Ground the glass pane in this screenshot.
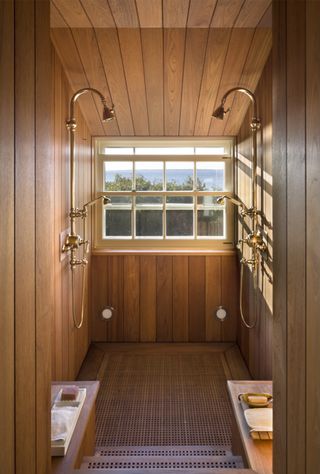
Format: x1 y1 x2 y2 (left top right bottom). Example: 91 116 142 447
136 196 163 206
105 210 131 237
197 196 223 206
166 210 193 237
104 161 133 191
166 162 194 191
196 162 224 191
135 147 194 155
197 210 224 237
103 147 134 155
136 210 163 237
135 162 163 191
106 196 132 205
166 196 193 205
195 147 225 155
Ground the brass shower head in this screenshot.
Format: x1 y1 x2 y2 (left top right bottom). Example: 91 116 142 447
102 103 115 122
212 104 229 120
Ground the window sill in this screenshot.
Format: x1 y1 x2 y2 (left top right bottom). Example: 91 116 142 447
91 248 236 256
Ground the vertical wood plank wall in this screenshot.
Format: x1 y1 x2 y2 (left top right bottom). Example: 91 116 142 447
0 1 53 473
52 48 92 380
90 254 239 342
236 55 273 379
273 1 320 473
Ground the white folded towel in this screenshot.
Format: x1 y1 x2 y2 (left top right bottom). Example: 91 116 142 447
51 406 77 442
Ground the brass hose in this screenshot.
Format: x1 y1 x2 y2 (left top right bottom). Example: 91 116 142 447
71 214 88 329
240 262 257 329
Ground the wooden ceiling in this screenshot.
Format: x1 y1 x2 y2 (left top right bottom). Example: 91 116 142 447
51 0 272 137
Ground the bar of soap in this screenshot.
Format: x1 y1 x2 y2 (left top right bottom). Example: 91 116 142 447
247 395 268 404
60 386 79 401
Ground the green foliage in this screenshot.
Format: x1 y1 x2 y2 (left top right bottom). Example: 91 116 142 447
105 173 206 192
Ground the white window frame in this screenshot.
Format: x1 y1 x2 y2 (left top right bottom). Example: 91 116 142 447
92 138 235 251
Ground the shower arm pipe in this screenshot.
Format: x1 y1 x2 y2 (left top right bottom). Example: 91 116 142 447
66 87 110 239
220 87 260 233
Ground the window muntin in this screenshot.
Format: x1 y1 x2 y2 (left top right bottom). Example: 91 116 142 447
95 139 234 250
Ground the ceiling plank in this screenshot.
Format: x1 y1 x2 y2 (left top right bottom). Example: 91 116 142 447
135 0 162 27
52 0 91 27
187 0 217 27
50 2 68 27
95 29 134 135
107 0 139 27
210 0 244 27
194 28 231 135
180 29 209 135
72 28 120 135
164 29 186 136
223 28 272 135
163 0 190 28
234 0 271 28
118 29 149 135
258 4 272 28
141 29 164 135
51 28 104 134
80 0 115 28
209 28 255 135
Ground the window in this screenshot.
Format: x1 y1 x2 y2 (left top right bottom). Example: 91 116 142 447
94 139 234 250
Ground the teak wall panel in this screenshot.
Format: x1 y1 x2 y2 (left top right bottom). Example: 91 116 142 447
156 256 174 341
1 1 53 472
123 256 140 341
140 256 157 342
188 257 206 341
236 55 272 380
90 254 239 343
0 1 14 472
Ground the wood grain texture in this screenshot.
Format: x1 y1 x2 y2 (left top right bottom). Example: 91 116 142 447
156 256 173 341
164 28 186 136
71 28 120 136
187 0 217 27
163 0 189 27
221 256 238 341
306 3 320 472
51 26 271 137
211 0 244 27
272 2 288 473
80 0 115 28
0 1 14 472
234 0 271 28
95 28 134 135
188 257 206 341
140 28 164 135
53 0 91 27
194 28 231 135
123 256 140 341
108 0 139 27
91 254 239 342
118 28 149 135
140 256 157 341
15 1 36 470
205 256 222 341
136 0 162 27
51 27 104 135
209 27 255 136
223 27 272 135
173 256 189 341
35 2 53 472
179 28 209 135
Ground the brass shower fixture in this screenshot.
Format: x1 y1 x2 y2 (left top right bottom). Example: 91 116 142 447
213 86 268 329
62 87 115 328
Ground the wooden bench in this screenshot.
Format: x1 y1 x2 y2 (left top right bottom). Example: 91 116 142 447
227 380 273 474
51 381 99 474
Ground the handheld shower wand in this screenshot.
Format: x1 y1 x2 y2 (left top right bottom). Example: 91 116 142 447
62 88 115 328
